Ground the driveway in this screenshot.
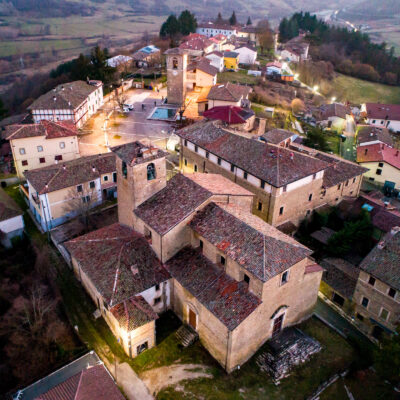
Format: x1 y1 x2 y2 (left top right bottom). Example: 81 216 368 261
79 88 173 155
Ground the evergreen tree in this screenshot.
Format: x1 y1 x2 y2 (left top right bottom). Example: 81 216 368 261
229 11 237 26
178 10 197 36
90 46 115 83
247 16 252 26
216 12 223 24
0 98 7 121
160 14 180 38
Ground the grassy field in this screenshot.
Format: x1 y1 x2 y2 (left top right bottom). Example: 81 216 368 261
218 70 259 85
324 74 400 104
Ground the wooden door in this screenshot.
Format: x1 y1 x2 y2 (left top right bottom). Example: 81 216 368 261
189 308 197 330
272 314 284 337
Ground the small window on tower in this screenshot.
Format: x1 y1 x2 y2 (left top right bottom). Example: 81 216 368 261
172 57 178 69
122 161 128 178
147 163 156 181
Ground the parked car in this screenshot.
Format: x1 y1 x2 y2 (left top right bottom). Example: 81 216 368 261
123 103 134 110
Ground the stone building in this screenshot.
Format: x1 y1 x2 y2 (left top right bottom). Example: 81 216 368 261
165 48 188 106
177 120 367 226
64 140 323 372
353 227 400 340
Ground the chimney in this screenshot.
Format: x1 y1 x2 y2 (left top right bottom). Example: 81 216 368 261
61 86 64 91
53 96 57 102
92 165 96 172
290 152 294 160
62 164 66 170
396 150 399 157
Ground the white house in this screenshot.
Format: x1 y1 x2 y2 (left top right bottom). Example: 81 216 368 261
0 188 24 248
361 103 400 133
106 55 133 68
205 51 224 72
196 22 237 38
235 45 257 65
28 80 103 129
264 61 282 75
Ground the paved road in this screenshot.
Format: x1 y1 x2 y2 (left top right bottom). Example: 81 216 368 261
314 298 372 347
79 89 173 156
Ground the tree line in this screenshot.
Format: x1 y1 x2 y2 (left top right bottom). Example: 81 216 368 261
159 10 197 39
279 12 400 85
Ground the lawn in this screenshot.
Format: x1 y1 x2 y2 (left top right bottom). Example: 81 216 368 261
130 315 360 400
324 74 400 104
217 70 259 85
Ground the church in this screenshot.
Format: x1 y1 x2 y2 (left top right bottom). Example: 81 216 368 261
65 141 323 372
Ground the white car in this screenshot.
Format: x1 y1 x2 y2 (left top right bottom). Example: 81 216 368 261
123 103 134 110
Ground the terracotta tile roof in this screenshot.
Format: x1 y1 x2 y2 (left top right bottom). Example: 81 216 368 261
317 103 351 120
164 48 188 55
357 143 400 169
203 106 254 124
179 37 214 51
64 223 170 306
36 364 124 400
111 141 168 166
189 202 311 282
360 228 400 290
166 247 261 331
304 264 324 274
266 61 282 68
28 81 101 111
320 258 359 299
207 82 251 102
235 44 257 52
206 50 223 57
177 121 328 187
197 22 235 30
188 58 218 76
5 120 78 140
357 125 394 147
224 51 239 58
262 129 294 145
110 295 158 331
24 153 115 194
365 103 400 121
135 173 250 235
0 187 23 222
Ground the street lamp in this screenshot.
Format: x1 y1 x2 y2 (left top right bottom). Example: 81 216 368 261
313 85 319 92
331 96 336 103
294 73 299 80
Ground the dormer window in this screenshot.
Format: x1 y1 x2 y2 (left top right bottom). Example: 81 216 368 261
122 161 127 179
147 163 156 181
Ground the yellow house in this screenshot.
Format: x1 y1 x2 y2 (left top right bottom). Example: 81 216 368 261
223 51 239 70
5 120 80 179
24 153 116 231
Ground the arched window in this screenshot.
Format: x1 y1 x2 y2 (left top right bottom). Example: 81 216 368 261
122 161 127 179
172 57 178 70
147 163 156 181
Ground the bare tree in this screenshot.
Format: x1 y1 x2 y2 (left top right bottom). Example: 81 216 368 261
257 19 274 54
114 88 128 111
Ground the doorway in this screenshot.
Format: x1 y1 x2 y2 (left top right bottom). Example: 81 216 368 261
272 314 284 337
188 308 197 330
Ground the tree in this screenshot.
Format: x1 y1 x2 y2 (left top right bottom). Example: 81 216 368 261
160 14 180 39
178 10 197 36
0 98 7 121
216 12 223 24
64 187 98 230
291 98 305 115
257 19 274 54
229 11 237 26
303 126 330 152
90 46 116 83
247 16 252 25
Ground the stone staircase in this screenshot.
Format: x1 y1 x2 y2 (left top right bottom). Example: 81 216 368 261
175 324 199 347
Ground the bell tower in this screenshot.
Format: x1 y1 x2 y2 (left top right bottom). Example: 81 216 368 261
111 142 167 228
165 48 188 106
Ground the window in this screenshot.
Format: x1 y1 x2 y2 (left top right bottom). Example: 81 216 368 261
217 157 221 165
19 148 26 155
22 160 28 166
376 169 382 175
337 184 341 190
39 157 45 163
194 145 198 153
194 164 198 172
172 57 178 69
372 120 376 123
308 194 312 201
184 158 188 167
368 276 376 286
55 155 62 161
104 175 108 181
37 145 43 152
243 171 248 180
155 283 160 291
122 161 128 178
77 184 83 192
154 297 161 305
345 180 349 186
364 148 368 155
279 206 284 215
184 139 188 146
220 255 226 265
332 292 345 307
82 195 90 203
113 172 117 183
283 185 287 193
353 178 356 183
378 162 384 167
147 163 156 180
137 341 148 355
388 288 396 298
356 313 364 321
257 201 262 211
260 180 265 189
206 151 209 159
369 177 375 181
89 181 95 189
281 270 289 285
230 164 235 172
306 210 311 216
361 297 369 308
199 239 203 250
380 308 389 321
244 274 250 284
